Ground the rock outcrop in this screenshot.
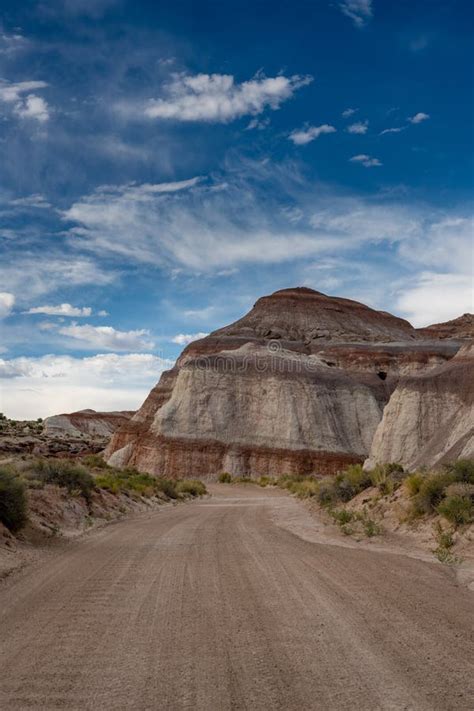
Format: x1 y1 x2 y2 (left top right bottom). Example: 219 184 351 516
44 409 134 439
105 288 468 478
417 313 474 341
365 343 474 471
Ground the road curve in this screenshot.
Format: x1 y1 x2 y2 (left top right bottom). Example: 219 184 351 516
0 484 472 710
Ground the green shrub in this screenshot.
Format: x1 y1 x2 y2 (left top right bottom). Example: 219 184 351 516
331 509 354 525
0 468 28 532
257 476 275 487
437 496 474 527
33 459 95 501
176 479 207 497
412 471 456 515
288 479 319 499
316 477 338 506
218 472 232 483
153 477 179 499
445 459 474 484
95 473 121 494
369 463 405 496
404 472 424 497
363 518 380 537
82 454 109 469
444 482 474 499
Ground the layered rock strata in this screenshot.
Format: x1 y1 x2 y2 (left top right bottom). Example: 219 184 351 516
105 288 468 478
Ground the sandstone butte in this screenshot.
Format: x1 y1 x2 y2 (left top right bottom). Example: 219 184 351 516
104 288 474 478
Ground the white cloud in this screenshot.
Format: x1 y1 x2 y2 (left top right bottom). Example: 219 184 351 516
0 353 173 419
288 124 336 145
380 127 405 135
396 273 473 327
14 94 49 122
350 154 382 167
338 0 373 27
58 323 154 351
143 72 312 123
0 292 14 318
409 112 430 124
342 107 357 118
346 120 368 134
171 332 208 345
26 303 93 317
0 80 50 123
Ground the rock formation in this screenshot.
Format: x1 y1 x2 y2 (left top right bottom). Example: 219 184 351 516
365 343 474 471
105 287 470 478
44 409 134 439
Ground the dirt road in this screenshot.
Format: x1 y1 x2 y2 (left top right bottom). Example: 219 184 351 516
0 484 472 710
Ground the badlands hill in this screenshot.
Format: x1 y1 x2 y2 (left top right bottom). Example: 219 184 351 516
44 409 135 438
105 288 473 478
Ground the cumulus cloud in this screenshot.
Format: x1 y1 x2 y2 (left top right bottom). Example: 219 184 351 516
0 80 50 122
0 353 173 419
409 112 430 124
288 124 336 145
346 120 368 134
396 273 473 327
342 107 357 118
380 127 405 135
143 72 312 123
338 0 373 28
350 154 382 167
0 292 14 318
171 332 209 345
26 304 93 317
58 323 154 351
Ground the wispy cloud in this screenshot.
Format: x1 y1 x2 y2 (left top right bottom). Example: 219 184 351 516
143 72 312 123
58 323 154 351
25 303 93 317
346 120 368 134
171 332 208 345
342 107 357 118
288 124 336 145
409 112 430 124
379 127 405 135
349 153 382 167
338 0 373 28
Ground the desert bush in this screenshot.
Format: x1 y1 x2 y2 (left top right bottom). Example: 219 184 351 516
0 468 28 532
363 518 380 537
412 471 456 515
82 454 109 469
257 476 275 487
288 479 319 499
218 472 232 483
445 459 474 484
315 477 339 506
331 509 354 525
369 463 405 496
95 473 121 494
176 479 207 497
437 495 474 527
444 482 474 499
33 459 95 501
404 472 424 497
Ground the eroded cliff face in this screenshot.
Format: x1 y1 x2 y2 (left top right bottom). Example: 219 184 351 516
365 343 474 471
105 287 467 479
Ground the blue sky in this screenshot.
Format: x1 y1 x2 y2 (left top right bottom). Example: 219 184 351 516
0 0 473 418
